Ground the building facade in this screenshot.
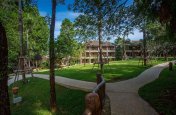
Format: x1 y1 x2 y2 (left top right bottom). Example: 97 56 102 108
79 40 143 64
80 41 116 63
125 40 142 58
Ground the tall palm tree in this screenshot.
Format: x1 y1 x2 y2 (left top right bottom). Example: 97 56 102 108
49 0 57 113
0 22 11 115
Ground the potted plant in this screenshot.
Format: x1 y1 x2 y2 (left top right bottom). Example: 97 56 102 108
12 87 19 95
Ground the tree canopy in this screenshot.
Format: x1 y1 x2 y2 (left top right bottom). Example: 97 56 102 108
134 0 176 38
0 0 49 69
56 18 83 65
72 0 129 40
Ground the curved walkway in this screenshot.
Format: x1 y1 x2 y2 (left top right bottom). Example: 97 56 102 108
8 62 170 115
8 74 96 91
107 62 169 115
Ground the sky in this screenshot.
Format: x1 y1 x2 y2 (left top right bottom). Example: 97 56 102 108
37 0 143 41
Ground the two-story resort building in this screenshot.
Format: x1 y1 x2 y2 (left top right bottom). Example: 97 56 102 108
79 40 143 64
125 40 142 58
80 41 116 64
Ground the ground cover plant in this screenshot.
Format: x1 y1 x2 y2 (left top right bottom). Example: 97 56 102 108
9 77 86 115
36 59 167 82
139 64 176 115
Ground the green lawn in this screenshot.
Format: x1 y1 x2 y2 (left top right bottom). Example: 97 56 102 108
139 65 176 115
9 77 86 115
36 59 166 82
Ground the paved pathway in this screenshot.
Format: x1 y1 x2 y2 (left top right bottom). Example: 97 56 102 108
8 62 171 115
107 62 170 115
8 74 96 92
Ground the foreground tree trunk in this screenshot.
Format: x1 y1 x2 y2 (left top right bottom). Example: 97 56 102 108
49 0 57 113
0 22 11 115
143 29 147 66
18 0 26 83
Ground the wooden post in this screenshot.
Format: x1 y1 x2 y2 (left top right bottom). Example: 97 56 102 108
84 93 101 115
169 62 173 71
99 83 105 110
96 73 104 109
84 73 106 115
102 83 105 103
96 73 102 84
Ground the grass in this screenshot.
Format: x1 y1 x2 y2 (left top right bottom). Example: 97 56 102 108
139 65 176 115
36 59 167 82
9 77 86 115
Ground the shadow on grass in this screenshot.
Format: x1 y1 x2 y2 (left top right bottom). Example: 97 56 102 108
9 77 86 115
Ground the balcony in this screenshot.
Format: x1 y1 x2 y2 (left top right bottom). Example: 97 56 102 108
81 56 115 59
85 50 115 53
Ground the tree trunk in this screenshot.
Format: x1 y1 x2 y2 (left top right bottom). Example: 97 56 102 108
18 0 26 83
98 10 103 73
143 29 147 66
0 22 11 115
49 0 57 113
122 36 127 60
83 43 86 66
164 49 168 61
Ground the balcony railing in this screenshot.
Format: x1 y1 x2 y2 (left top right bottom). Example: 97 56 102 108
80 56 115 59
85 50 115 52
